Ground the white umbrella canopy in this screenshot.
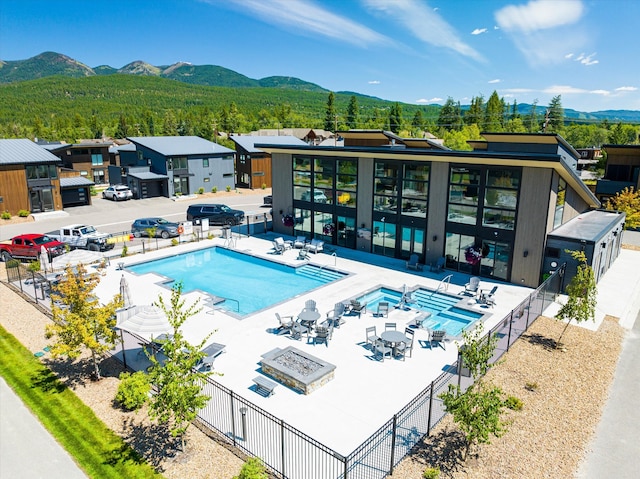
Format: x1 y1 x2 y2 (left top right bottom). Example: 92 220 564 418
119 275 133 309
116 305 171 340
52 249 103 270
40 245 51 273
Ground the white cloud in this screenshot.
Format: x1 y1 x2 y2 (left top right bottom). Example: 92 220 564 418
362 0 484 61
543 85 587 94
488 79 501 84
415 98 431 103
565 53 574 59
221 0 392 47
577 53 598 66
615 86 638 92
494 1 587 67
502 88 535 94
471 28 488 35
426 97 443 103
495 0 584 34
368 80 381 84
590 90 610 96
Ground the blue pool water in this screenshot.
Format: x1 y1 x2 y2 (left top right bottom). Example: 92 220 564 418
357 287 483 337
128 247 343 316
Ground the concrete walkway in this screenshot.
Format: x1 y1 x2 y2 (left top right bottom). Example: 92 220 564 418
0 378 87 479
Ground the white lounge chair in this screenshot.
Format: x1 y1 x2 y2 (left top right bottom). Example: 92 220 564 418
305 239 324 254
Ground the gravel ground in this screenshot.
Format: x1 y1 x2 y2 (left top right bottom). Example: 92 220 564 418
0 249 629 479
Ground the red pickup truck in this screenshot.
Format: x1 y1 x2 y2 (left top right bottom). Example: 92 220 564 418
0 234 66 262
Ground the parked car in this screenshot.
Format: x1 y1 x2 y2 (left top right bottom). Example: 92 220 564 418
102 184 133 201
301 189 327 203
186 204 245 226
131 217 181 239
263 194 272 205
0 234 65 262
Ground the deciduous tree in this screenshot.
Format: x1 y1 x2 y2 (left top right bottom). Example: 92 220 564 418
46 264 123 379
147 282 215 451
555 250 597 345
605 187 640 230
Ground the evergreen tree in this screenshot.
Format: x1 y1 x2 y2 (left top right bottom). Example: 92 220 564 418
346 95 359 129
114 114 130 139
546 95 564 133
511 100 519 120
324 91 337 132
162 110 178 136
465 95 484 127
411 109 424 135
438 97 462 133
484 91 504 132
388 102 403 133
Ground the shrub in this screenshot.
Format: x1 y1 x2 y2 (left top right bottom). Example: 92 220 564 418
90 186 97 196
1 211 11 220
226 185 231 192
211 186 218 193
18 209 30 217
115 371 150 411
233 458 268 479
261 183 267 190
27 260 41 272
197 187 204 194
525 381 538 392
6 259 20 268
504 395 523 411
423 467 441 479
120 245 128 257
171 238 179 246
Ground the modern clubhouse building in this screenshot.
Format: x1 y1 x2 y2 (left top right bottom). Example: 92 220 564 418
261 131 624 289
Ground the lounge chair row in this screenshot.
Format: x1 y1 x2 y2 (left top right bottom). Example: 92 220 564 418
273 237 324 255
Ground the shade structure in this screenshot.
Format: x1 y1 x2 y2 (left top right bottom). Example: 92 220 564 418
40 245 51 273
119 275 133 309
116 305 171 340
52 249 103 270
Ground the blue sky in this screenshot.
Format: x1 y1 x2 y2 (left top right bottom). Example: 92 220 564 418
2 0 639 112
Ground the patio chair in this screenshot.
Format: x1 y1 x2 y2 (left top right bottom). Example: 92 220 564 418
349 300 367 317
313 322 334 347
394 328 415 360
303 299 318 312
480 286 498 307
373 339 393 362
430 256 446 273
274 237 292 251
376 302 390 318
326 302 346 328
197 342 226 370
290 321 309 340
429 330 447 350
297 249 309 260
462 277 480 296
275 312 294 335
272 240 286 255
406 253 423 271
293 236 307 249
305 239 324 254
365 326 380 349
384 322 396 331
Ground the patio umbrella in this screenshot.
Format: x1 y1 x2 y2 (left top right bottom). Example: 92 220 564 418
119 274 133 310
116 304 171 339
40 245 51 274
52 249 103 270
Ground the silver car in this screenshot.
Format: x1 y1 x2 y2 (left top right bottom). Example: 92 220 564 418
102 184 133 201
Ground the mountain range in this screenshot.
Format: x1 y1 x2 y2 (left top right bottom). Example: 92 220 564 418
1 51 639 123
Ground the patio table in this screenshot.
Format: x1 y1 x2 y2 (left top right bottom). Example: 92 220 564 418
298 310 321 328
381 330 409 358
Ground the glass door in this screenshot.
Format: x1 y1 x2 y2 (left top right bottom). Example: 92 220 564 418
29 187 54 213
336 215 356 249
400 226 425 260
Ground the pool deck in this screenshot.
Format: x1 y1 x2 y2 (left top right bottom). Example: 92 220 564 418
95 234 534 455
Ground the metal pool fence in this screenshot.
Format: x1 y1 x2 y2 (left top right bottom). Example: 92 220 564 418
3 261 565 479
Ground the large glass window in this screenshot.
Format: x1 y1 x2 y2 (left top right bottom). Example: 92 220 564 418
168 157 188 170
554 178 566 229
91 153 103 166
483 169 520 230
372 219 396 257
374 161 399 213
26 164 57 180
448 167 480 223
401 163 429 218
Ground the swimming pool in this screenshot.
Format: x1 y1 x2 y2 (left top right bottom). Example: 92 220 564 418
356 287 483 337
128 247 344 316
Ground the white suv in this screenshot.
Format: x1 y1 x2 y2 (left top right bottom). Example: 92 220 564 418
102 185 133 201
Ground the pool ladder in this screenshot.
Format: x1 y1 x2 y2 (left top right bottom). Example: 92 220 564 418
314 252 337 276
427 274 453 299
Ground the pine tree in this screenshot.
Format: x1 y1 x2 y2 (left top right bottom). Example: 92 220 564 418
324 92 337 132
546 95 564 133
411 109 424 135
388 102 403 133
465 95 484 127
484 91 504 132
346 95 359 129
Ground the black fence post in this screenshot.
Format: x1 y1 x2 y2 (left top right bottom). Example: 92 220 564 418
389 414 397 476
230 391 237 447
427 381 434 435
280 419 286 479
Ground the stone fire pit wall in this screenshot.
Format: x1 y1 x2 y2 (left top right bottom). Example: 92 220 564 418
260 346 336 395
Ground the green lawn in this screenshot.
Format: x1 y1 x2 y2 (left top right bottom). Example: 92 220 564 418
0 324 163 478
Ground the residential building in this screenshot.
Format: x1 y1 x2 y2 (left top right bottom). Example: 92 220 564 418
123 136 236 197
249 128 333 145
595 144 640 203
43 140 112 185
0 139 64 215
260 131 614 288
230 135 307 189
